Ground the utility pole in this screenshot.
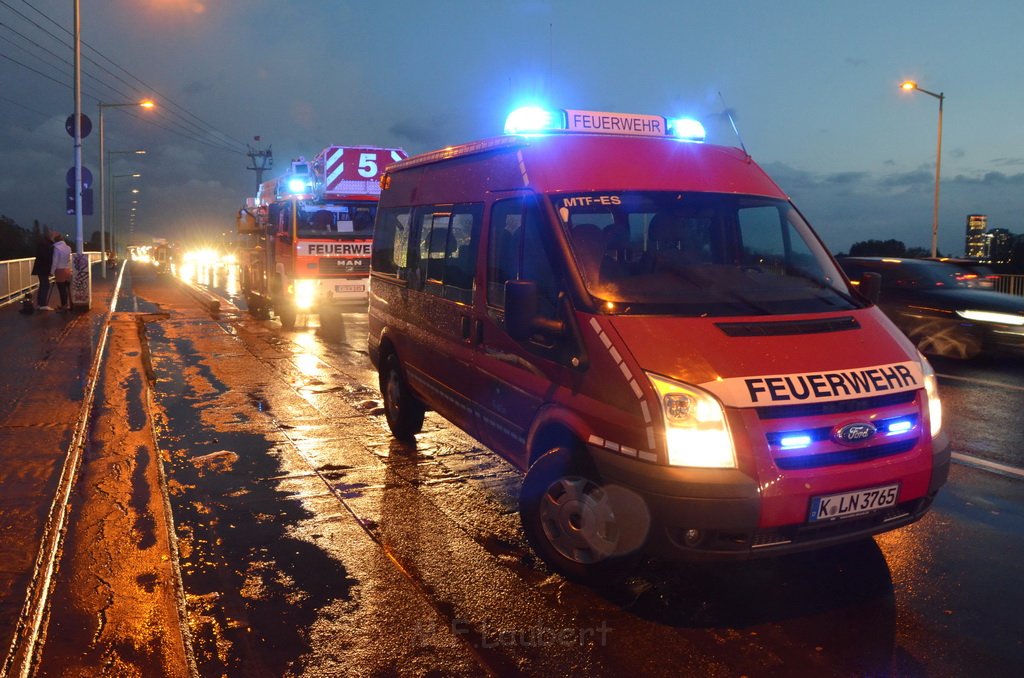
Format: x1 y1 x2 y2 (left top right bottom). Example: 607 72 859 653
247 136 273 192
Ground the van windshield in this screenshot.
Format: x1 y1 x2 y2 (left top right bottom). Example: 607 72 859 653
554 191 859 316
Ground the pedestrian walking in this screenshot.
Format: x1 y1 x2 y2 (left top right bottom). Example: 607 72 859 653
51 233 73 312
30 229 56 310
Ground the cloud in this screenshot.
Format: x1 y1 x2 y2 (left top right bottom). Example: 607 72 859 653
182 80 209 95
948 171 1024 188
879 170 934 189
825 171 869 185
388 117 449 147
759 160 1024 256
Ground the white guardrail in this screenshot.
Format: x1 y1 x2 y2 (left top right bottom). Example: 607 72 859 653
0 253 102 307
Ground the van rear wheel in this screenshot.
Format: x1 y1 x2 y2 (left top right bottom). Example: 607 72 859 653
380 353 425 441
520 446 643 582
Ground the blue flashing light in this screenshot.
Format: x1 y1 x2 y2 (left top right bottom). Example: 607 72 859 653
286 176 309 195
667 117 706 142
885 419 914 434
504 106 564 135
779 434 812 449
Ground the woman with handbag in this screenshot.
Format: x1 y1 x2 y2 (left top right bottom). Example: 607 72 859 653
50 233 73 312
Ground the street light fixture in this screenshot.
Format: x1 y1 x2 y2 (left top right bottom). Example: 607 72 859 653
899 80 945 258
99 100 154 277
111 172 141 258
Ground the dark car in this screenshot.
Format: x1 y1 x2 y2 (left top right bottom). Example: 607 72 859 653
839 257 1024 359
923 257 999 289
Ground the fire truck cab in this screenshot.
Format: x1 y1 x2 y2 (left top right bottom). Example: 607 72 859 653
240 145 406 328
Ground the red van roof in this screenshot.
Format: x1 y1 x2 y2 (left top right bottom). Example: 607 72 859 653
388 134 788 199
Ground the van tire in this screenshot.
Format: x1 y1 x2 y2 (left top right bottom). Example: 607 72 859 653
520 445 641 582
380 353 425 440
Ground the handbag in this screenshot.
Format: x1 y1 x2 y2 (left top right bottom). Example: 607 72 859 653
54 268 71 283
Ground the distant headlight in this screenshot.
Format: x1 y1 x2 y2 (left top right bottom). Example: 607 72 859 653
955 309 1024 326
646 373 736 468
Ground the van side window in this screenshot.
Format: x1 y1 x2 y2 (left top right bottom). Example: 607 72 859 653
486 197 558 315
371 206 412 278
408 204 483 302
413 207 450 293
442 204 482 304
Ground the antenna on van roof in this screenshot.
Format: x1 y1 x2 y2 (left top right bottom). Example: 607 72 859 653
718 91 748 157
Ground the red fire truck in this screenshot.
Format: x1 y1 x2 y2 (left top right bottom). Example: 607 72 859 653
238 145 406 327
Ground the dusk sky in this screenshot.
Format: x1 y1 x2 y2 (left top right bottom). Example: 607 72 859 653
2 0 1022 255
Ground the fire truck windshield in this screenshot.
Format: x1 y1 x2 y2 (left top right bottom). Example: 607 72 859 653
556 191 860 316
297 202 376 239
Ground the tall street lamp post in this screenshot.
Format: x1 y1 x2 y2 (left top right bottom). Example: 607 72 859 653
71 0 86 309
900 80 945 258
99 101 153 278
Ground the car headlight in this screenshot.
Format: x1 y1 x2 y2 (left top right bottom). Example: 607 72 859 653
293 279 317 310
919 353 942 438
647 373 736 468
955 309 1024 326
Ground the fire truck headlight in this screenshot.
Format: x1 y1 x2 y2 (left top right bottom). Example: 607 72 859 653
920 354 942 438
647 373 736 468
293 279 317 310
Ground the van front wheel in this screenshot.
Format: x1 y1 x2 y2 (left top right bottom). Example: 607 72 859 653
520 446 643 581
380 353 425 441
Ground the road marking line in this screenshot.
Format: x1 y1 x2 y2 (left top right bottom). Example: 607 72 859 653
937 373 1024 392
952 452 1024 480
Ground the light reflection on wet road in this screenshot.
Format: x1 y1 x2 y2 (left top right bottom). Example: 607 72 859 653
135 263 1024 676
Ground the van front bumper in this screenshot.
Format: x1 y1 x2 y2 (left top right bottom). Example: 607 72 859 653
588 435 949 561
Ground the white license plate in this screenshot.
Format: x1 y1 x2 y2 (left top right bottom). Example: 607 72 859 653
334 284 364 293
809 484 899 521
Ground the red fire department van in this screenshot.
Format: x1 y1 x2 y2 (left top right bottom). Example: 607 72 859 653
368 106 950 579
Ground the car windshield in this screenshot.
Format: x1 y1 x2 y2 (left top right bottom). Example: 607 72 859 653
554 191 859 316
296 201 376 239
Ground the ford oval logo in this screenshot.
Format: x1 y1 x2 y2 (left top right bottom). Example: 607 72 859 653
834 422 876 445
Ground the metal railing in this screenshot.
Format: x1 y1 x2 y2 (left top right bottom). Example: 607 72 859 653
0 253 102 307
995 274 1024 297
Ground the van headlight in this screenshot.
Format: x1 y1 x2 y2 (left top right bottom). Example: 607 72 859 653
919 353 942 438
647 373 736 468
293 279 317 310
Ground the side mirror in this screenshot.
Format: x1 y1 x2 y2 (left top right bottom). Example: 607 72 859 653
859 272 881 304
505 280 564 341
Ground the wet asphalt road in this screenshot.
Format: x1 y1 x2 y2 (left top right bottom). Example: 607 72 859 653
124 263 1024 676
